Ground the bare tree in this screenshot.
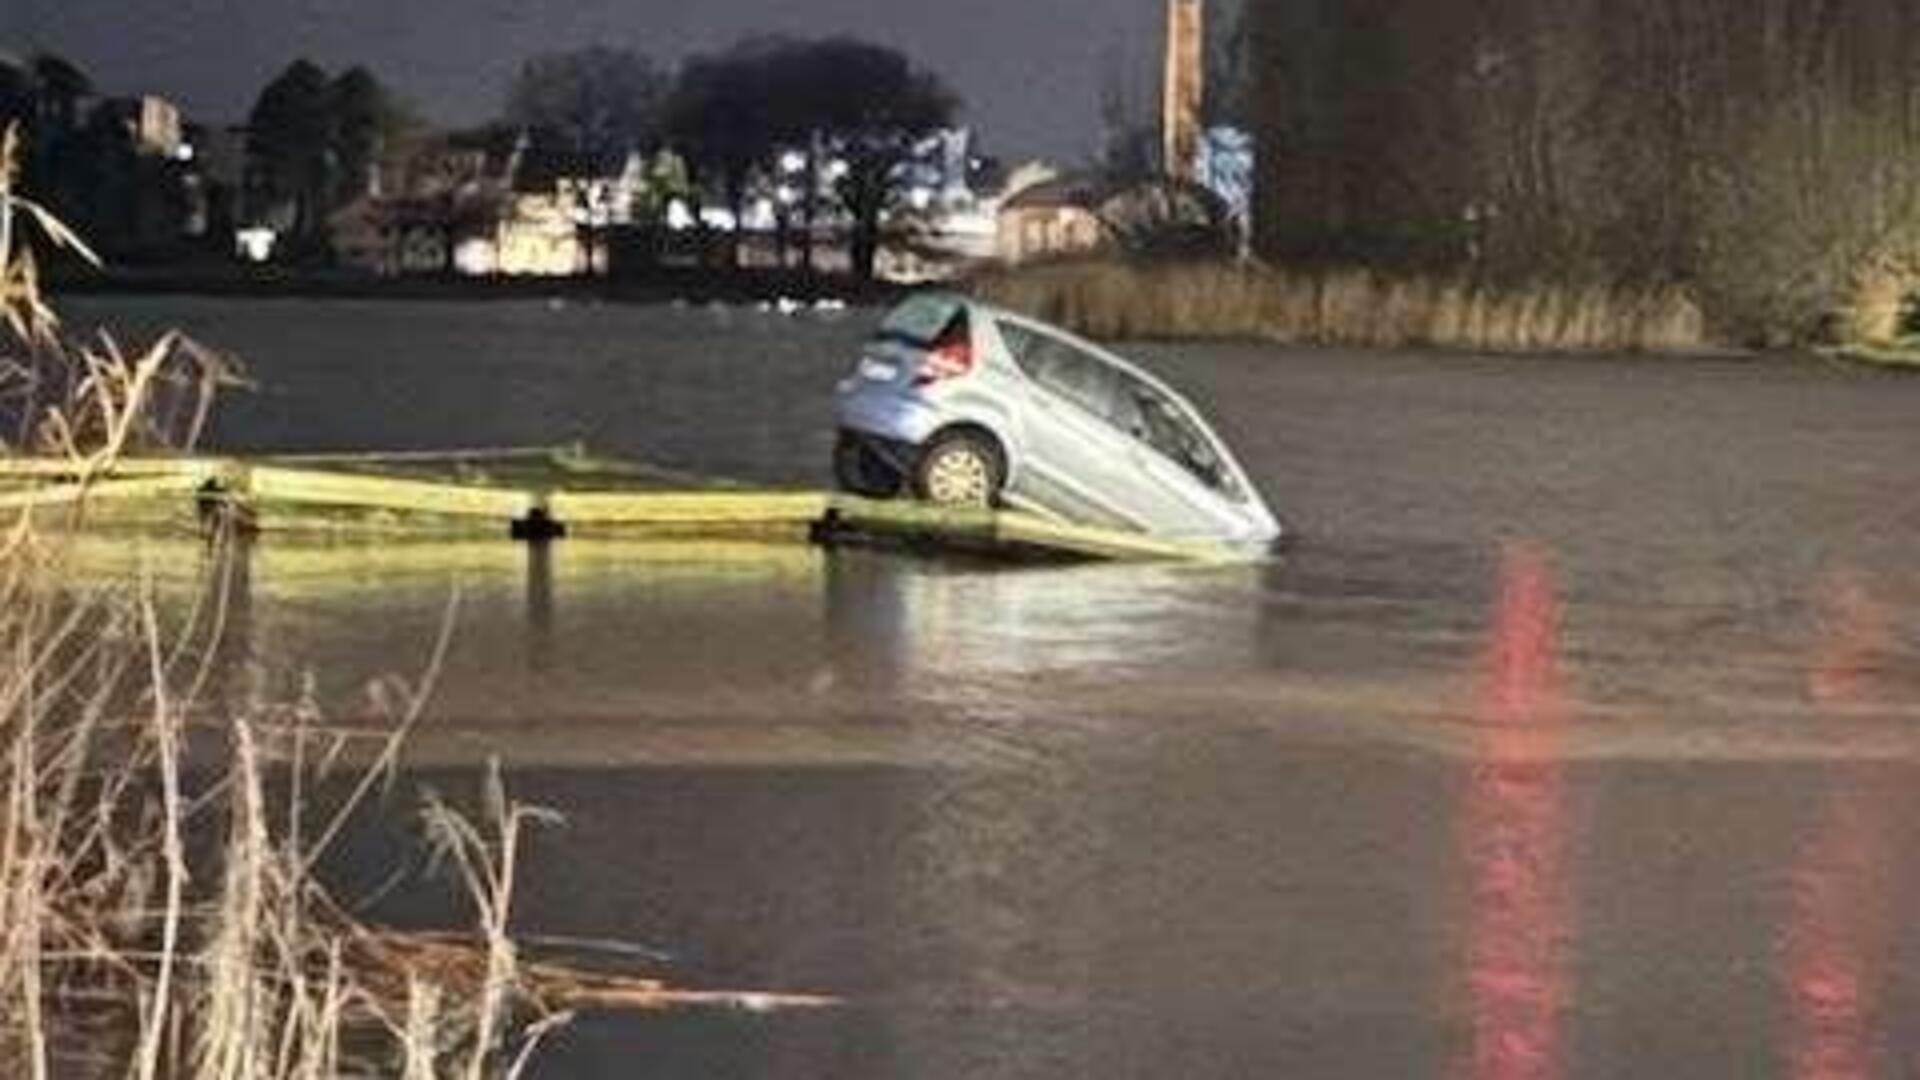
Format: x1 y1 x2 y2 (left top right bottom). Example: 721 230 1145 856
1251 0 1920 342
505 47 667 159
666 36 955 279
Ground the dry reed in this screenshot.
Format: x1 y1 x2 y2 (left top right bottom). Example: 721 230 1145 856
972 259 1710 354
1838 258 1916 346
0 124 832 1077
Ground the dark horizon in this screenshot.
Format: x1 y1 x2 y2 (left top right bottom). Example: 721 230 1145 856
2 0 1224 163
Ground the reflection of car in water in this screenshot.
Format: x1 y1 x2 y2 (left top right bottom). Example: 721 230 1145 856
833 294 1283 546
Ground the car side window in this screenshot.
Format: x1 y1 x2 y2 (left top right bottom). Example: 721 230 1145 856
998 322 1122 421
1112 373 1234 495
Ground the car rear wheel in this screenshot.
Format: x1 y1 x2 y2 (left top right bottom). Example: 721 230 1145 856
834 432 903 498
914 430 1003 508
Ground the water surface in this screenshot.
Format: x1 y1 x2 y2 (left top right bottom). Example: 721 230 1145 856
62 296 1920 1078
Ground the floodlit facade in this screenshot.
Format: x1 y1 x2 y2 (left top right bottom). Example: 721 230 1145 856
494 191 591 277
101 95 184 158
995 175 1115 264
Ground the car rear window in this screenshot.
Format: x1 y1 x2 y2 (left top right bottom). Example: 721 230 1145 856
875 295 965 346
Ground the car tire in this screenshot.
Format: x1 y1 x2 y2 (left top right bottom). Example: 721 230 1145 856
913 429 1003 508
834 432 903 498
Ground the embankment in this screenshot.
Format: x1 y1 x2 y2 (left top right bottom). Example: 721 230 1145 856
972 260 1711 354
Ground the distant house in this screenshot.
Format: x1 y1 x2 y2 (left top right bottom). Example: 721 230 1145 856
996 171 1236 265
325 133 510 274
996 174 1120 264
492 146 638 276
327 195 469 275
493 190 590 277
98 96 184 159
326 197 390 271
326 136 670 277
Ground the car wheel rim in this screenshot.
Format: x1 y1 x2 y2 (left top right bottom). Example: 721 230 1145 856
926 449 991 506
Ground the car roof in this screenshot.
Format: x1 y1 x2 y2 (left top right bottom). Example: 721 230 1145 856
946 295 1195 405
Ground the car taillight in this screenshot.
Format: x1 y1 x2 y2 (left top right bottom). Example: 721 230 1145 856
914 328 974 385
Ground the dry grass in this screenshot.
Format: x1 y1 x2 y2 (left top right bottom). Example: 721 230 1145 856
0 124 833 1077
973 259 1710 354
0 116 508 1075
1836 258 1918 348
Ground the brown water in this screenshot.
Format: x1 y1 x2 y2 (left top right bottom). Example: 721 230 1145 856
64 296 1920 1077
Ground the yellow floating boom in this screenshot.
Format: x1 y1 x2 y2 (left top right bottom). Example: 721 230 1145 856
0 448 1244 563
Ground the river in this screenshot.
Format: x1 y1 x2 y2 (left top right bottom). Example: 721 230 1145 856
62 294 1920 1078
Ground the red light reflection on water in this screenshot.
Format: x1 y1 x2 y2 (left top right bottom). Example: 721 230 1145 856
1456 543 1573 1080
1782 571 1894 1080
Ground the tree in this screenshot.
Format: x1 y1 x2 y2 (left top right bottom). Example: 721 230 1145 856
247 60 335 250
1097 45 1159 181
246 61 417 259
0 54 203 261
0 55 123 254
4 54 93 204
1100 178 1237 258
29 55 91 135
0 58 32 130
330 66 407 204
782 38 955 280
1204 3 1253 129
506 46 667 159
665 39 786 267
1250 0 1920 343
665 36 956 279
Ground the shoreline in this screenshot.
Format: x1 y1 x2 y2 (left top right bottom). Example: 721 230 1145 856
50 265 1917 371
47 264 914 306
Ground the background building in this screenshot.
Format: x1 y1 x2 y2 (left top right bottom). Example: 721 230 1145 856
996 174 1117 264
100 95 183 158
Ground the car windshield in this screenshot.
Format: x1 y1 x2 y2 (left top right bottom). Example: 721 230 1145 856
1112 375 1239 497
875 295 965 346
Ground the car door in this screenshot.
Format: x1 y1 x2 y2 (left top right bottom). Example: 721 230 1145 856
994 321 1150 529
1104 367 1250 536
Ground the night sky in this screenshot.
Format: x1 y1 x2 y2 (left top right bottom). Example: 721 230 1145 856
3 0 1215 163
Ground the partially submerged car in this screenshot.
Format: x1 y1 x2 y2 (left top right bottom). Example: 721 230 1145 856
832 293 1282 547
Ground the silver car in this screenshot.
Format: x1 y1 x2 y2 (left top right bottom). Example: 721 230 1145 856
832 293 1283 546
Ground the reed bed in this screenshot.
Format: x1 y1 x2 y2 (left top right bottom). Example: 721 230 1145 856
0 126 831 1078
973 259 1710 354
